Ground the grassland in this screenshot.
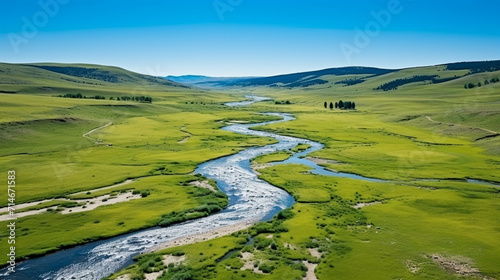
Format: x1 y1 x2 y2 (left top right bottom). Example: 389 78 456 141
1 62 500 279
107 64 500 280
253 151 293 164
0 63 282 265
0 93 280 263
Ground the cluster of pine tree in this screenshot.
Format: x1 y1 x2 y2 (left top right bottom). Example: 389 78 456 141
116 96 153 103
59 93 152 103
464 78 499 89
324 100 356 110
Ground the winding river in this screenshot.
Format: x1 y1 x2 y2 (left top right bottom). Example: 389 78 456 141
3 95 364 280
3 96 496 279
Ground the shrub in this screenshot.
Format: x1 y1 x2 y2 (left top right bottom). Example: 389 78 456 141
276 209 294 220
254 237 273 250
193 204 222 214
305 242 319 248
130 271 145 280
258 262 275 273
214 191 226 198
158 216 185 227
166 265 193 280
58 202 79 208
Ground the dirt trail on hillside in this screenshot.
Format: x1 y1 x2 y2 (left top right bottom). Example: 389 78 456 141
425 116 498 135
83 122 113 144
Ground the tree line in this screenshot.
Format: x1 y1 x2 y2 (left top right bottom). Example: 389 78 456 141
374 75 458 91
334 78 365 86
446 61 500 73
29 65 120 83
324 100 356 110
464 77 499 89
58 93 152 103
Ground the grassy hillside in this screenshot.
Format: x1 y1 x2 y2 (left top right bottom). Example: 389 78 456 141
0 63 186 98
236 64 500 156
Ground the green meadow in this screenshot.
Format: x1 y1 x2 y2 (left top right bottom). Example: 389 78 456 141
0 63 279 264
1 63 500 279
0 92 277 262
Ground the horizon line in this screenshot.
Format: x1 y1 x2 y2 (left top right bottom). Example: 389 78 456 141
2 59 500 78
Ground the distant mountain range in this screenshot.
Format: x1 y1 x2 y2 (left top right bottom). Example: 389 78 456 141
164 67 393 88
165 75 259 87
164 60 500 89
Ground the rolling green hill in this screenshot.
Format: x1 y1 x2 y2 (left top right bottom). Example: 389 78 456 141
0 62 187 97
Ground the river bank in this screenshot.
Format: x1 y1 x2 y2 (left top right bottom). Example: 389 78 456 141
147 220 258 253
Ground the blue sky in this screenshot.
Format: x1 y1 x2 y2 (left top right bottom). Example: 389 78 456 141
1 0 499 76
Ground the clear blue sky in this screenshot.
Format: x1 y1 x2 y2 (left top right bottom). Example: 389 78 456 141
1 0 499 76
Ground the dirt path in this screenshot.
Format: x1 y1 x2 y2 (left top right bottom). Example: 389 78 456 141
0 198 55 213
178 126 192 143
0 179 136 213
302 261 318 280
83 122 113 144
425 115 498 135
61 191 142 214
425 116 437 123
0 191 141 221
